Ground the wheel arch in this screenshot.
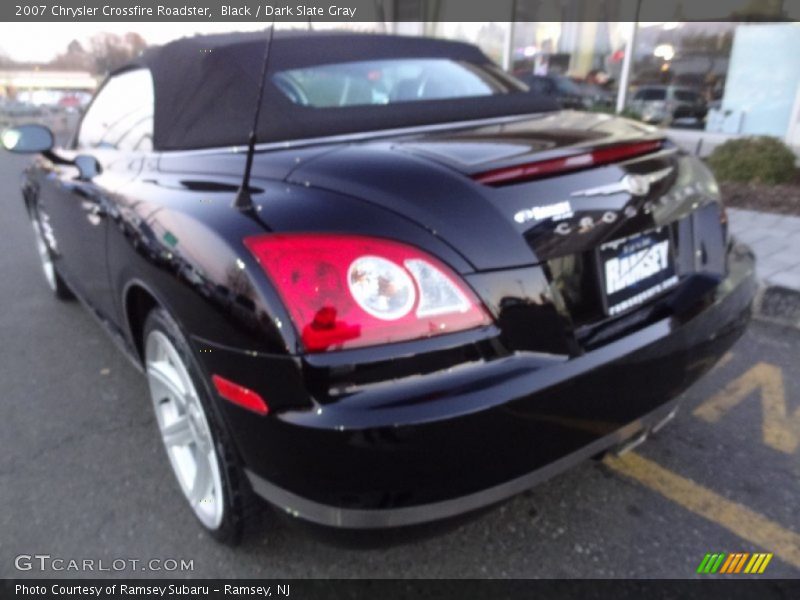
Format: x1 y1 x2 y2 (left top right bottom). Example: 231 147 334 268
21 177 35 215
122 280 163 365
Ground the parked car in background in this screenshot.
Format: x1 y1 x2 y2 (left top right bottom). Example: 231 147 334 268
0 100 45 120
629 85 708 125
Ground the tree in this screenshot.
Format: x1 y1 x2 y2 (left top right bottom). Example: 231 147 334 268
89 32 148 76
124 32 147 57
52 39 92 71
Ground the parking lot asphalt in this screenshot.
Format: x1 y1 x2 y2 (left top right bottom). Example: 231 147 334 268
1 152 798 579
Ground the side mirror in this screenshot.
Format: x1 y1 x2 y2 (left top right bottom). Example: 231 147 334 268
74 154 101 181
1 124 54 154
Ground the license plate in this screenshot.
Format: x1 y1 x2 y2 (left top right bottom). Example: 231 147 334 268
599 228 678 316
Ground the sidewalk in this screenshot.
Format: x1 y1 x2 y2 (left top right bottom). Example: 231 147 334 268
665 128 800 160
666 128 739 158
728 208 800 290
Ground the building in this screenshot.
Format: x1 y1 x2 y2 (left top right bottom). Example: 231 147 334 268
386 1 800 150
0 69 96 105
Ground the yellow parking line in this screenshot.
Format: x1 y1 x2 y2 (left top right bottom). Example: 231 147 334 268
604 452 800 570
693 362 798 455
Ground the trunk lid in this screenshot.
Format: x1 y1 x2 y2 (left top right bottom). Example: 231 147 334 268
288 111 683 272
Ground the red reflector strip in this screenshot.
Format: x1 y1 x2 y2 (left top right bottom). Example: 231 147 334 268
473 140 664 186
212 375 269 416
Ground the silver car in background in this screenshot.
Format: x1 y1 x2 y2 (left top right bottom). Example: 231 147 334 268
630 85 708 125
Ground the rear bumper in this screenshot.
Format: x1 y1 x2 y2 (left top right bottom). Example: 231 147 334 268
246 400 680 528
241 243 756 528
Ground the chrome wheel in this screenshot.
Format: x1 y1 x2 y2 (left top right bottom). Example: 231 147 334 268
31 218 56 291
145 330 224 529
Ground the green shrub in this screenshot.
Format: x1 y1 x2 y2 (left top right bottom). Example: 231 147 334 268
707 136 797 185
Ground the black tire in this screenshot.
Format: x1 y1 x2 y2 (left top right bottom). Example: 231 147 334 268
143 307 261 544
30 212 74 300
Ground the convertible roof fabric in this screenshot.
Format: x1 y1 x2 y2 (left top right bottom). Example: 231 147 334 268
127 31 558 151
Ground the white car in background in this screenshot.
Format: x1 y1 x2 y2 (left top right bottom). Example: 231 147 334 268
630 85 708 125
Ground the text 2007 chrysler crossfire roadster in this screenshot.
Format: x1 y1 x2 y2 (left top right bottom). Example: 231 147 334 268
1 31 756 543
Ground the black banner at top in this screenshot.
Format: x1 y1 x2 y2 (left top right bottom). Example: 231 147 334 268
2 0 800 22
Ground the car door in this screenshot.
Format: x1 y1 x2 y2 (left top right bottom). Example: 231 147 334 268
40 69 154 322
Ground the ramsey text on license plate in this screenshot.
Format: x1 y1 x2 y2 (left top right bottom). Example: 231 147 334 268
603 238 678 316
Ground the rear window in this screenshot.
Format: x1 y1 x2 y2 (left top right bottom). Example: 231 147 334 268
272 58 521 108
634 89 666 101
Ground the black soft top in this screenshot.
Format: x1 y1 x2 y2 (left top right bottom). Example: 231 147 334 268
128 31 557 151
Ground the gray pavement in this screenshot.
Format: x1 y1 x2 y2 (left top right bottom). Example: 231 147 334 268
728 208 800 290
1 152 799 579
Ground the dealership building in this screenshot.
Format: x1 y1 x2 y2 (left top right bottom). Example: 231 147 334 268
389 1 800 150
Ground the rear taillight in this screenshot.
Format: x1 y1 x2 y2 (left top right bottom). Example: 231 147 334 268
243 234 492 353
473 140 664 186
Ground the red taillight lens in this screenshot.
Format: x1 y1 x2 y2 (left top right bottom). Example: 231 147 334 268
474 140 664 186
243 234 492 353
212 375 269 415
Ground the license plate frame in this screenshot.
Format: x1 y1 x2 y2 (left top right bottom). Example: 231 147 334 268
597 227 678 317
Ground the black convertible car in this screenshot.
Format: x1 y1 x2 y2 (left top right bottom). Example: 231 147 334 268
2 32 755 544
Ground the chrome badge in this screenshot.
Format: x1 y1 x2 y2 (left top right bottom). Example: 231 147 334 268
571 167 674 198
514 200 573 225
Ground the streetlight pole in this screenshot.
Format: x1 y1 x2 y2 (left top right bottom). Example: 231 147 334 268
503 0 518 71
616 0 641 114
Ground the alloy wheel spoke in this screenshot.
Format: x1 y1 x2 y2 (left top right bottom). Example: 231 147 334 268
194 427 212 454
161 416 193 447
147 361 186 404
188 454 212 506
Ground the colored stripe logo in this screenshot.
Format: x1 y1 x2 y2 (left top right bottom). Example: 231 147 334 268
697 552 773 574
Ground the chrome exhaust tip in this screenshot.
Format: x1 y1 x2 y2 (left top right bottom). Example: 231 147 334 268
613 429 649 456
651 407 679 434
612 407 679 456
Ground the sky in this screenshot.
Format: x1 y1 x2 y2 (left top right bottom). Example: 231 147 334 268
0 22 377 63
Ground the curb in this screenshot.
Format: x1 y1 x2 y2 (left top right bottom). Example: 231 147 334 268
753 284 800 329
